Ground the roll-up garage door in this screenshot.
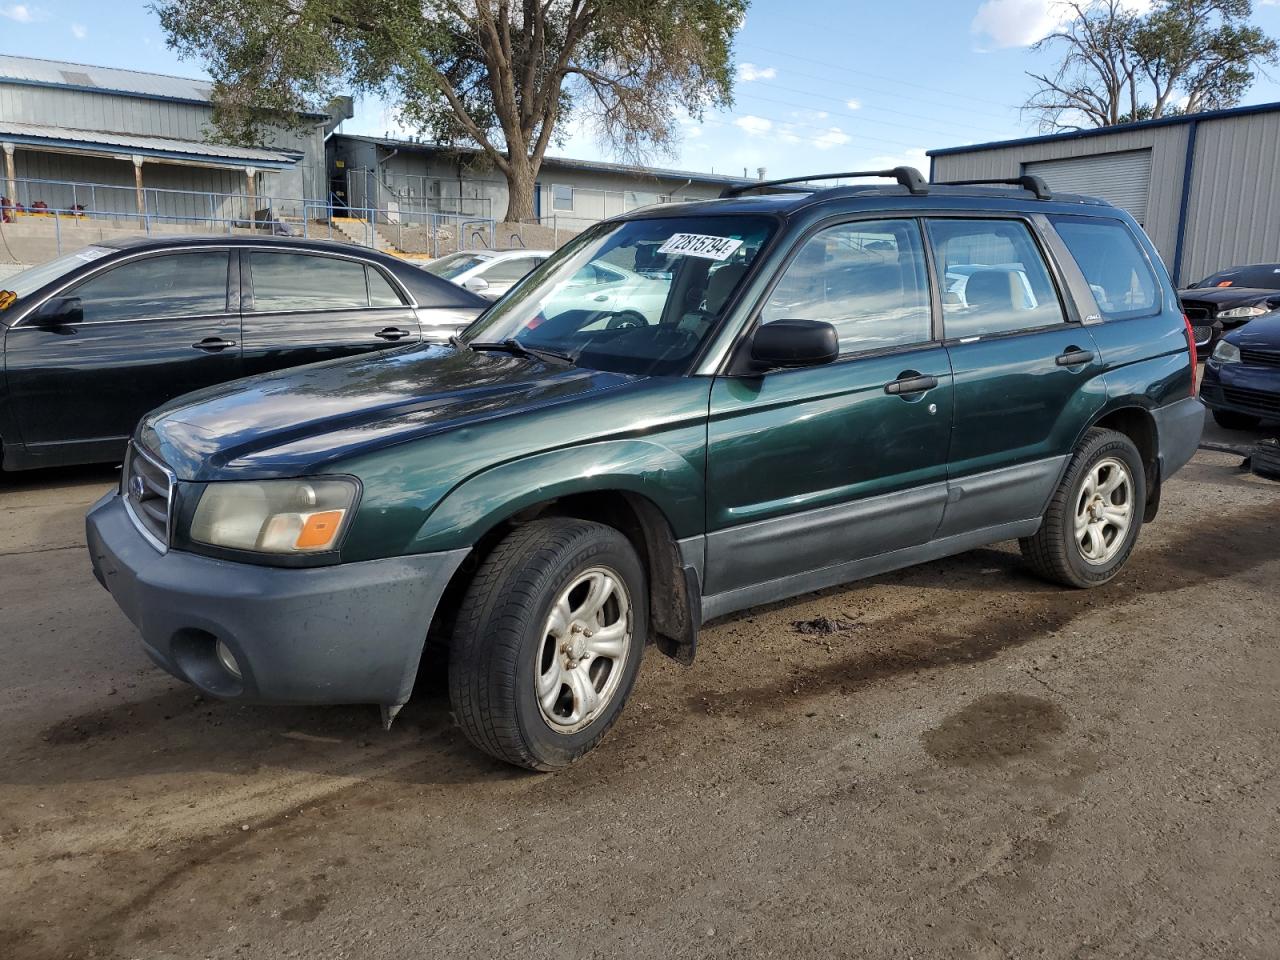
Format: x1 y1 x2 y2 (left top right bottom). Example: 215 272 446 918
1024 150 1152 225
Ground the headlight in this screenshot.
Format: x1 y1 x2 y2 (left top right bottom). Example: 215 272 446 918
189 478 358 554
1216 305 1270 319
1211 340 1241 364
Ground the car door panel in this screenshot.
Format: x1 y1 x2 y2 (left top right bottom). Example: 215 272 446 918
239 250 421 376
4 250 240 458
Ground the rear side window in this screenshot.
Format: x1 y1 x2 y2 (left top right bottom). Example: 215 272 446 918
481 257 539 283
249 253 383 312
762 218 932 355
926 219 1065 338
68 252 229 323
1050 216 1158 320
367 267 405 307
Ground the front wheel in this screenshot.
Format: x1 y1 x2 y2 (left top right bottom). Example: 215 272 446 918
448 518 647 771
1020 428 1147 588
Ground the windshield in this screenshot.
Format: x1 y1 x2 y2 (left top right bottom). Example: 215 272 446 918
2 246 111 302
423 252 489 280
462 215 775 375
1194 265 1280 290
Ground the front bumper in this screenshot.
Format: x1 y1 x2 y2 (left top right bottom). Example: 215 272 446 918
86 493 469 706
1200 361 1280 422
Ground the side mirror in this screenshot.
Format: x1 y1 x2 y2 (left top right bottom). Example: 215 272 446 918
462 276 489 293
749 319 839 370
33 296 83 326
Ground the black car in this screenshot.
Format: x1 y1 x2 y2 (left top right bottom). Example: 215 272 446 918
1179 263 1280 352
0 236 487 470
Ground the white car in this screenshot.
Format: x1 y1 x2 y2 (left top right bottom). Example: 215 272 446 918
423 248 553 300
543 261 672 326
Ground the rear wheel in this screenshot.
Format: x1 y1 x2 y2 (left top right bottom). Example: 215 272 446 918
1020 428 1146 588
1212 409 1261 430
448 518 647 771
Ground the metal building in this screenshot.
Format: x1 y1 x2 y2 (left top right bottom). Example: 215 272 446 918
927 102 1280 285
0 54 330 222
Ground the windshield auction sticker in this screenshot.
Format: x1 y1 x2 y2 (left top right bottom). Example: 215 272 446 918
657 233 744 261
0 290 15 311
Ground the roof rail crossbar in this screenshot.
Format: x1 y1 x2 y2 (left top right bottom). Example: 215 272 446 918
719 167 930 198
938 175 1053 200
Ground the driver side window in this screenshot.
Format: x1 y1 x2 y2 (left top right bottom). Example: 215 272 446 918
761 219 932 355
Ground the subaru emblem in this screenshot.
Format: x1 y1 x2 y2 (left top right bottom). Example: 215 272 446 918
129 475 147 500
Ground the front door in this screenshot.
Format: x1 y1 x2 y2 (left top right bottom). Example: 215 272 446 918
924 217 1105 538
239 250 422 376
5 249 239 461
704 218 953 599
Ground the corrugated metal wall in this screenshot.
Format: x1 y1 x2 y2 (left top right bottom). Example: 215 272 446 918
931 125 1189 273
1180 111 1280 282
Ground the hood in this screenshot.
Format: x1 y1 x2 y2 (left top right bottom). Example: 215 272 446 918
140 344 643 480
1228 310 1280 350
1178 286 1280 307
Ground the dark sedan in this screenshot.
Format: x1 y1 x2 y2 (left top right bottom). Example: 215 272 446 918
0 236 487 471
1200 309 1280 430
1179 263 1280 352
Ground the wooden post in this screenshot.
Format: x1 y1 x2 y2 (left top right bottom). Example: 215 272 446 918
245 166 257 229
3 143 15 206
132 156 145 221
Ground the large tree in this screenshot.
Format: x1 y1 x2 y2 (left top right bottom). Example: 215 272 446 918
1024 0 1277 132
156 0 746 221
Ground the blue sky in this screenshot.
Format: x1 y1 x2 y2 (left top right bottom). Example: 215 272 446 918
5 0 1280 178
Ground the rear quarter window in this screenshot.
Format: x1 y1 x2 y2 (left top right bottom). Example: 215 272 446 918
1050 216 1159 321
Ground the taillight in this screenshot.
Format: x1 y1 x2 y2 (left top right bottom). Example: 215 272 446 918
1182 314 1198 396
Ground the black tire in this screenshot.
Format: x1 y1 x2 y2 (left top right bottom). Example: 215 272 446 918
1020 428 1147 589
1212 409 1262 430
448 518 647 771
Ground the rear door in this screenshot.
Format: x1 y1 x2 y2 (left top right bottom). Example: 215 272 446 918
925 216 1105 539
5 248 239 458
240 250 422 376
703 217 954 599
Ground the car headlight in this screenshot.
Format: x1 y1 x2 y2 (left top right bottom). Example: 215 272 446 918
189 478 358 554
1211 340 1241 364
1216 305 1270 319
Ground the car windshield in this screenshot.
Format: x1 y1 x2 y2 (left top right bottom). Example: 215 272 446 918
1194 265 1280 289
2 245 112 302
461 215 775 375
424 252 490 280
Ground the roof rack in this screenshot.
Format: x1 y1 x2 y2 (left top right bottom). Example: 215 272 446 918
720 167 930 199
937 175 1053 200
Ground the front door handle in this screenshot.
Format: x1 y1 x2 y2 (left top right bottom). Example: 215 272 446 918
192 337 236 352
1055 348 1095 367
884 374 939 396
375 327 412 341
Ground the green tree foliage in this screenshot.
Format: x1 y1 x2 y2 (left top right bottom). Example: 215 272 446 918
1024 0 1277 131
156 0 747 221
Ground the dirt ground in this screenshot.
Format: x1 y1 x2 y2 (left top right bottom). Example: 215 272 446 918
2 432 1278 959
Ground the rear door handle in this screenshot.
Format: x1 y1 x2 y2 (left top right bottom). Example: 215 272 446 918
1055 348 1095 366
192 337 236 352
375 327 412 341
884 374 939 396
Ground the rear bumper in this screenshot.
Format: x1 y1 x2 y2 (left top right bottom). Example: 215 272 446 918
1152 395 1205 479
86 492 469 706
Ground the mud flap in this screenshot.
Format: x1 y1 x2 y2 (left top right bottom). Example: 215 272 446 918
653 565 702 666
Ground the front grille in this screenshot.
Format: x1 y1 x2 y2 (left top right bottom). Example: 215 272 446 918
1222 385 1280 417
1192 324 1214 346
123 444 173 549
1241 348 1280 369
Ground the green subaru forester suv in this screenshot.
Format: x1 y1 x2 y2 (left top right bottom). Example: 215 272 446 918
87 169 1204 770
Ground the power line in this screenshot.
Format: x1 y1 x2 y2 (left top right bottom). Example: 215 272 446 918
734 89 1011 143
743 71 1018 125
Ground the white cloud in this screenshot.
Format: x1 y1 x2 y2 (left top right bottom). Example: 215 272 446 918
866 147 931 173
734 115 773 136
970 0 1152 49
737 63 777 83
846 98 862 111
0 4 40 21
811 127 852 150
70 21 86 39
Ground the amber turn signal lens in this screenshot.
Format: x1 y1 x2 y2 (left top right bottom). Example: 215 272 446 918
294 510 346 550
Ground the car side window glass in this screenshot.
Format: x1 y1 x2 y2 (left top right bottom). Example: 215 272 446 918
249 253 369 311
366 266 404 307
69 252 229 323
926 219 1066 338
481 258 537 283
1049 216 1158 320
761 218 932 354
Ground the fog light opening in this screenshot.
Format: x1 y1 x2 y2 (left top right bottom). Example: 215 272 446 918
215 639 243 680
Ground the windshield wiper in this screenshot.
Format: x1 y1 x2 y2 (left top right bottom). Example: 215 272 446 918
448 333 471 352
469 337 575 366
